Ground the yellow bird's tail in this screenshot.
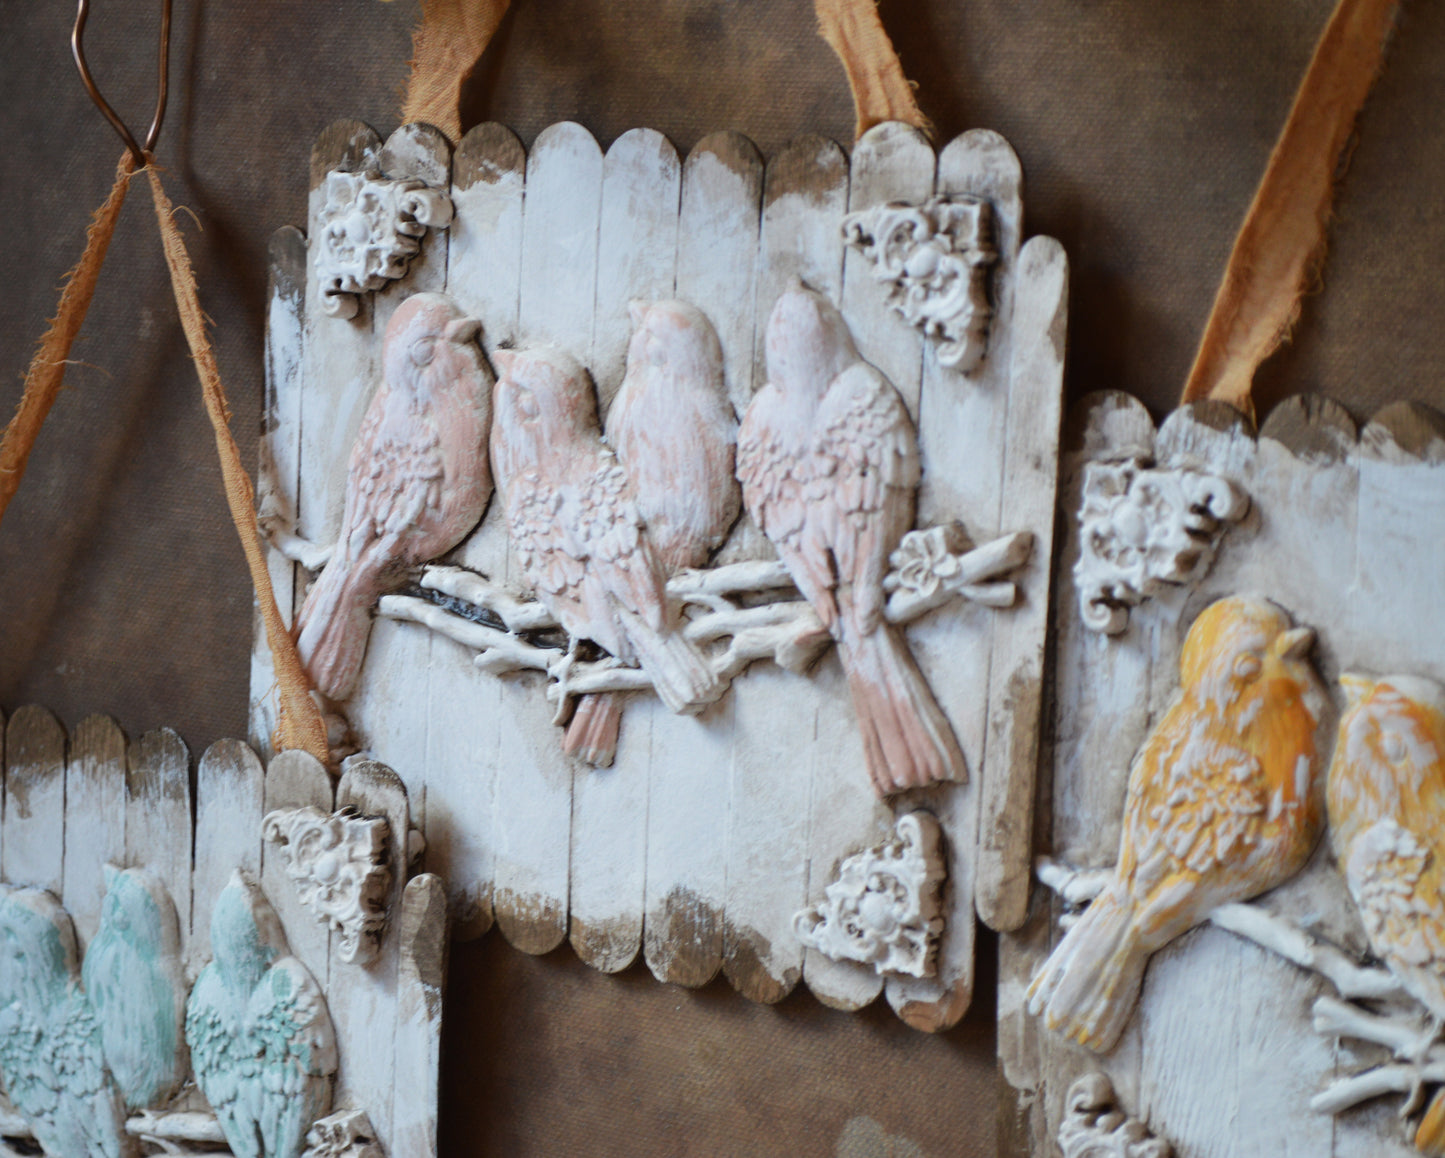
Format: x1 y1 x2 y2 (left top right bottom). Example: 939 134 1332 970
1026 885 1148 1053
1417 1088 1445 1156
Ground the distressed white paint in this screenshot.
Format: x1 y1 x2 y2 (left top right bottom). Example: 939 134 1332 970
257 120 1066 1029
0 713 442 1158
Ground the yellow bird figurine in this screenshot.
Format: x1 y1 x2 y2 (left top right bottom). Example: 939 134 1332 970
1329 674 1445 1155
1028 595 1326 1051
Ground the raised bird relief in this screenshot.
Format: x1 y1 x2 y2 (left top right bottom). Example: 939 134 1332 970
737 284 967 796
314 170 453 319
1027 595 1325 1051
296 292 493 702
490 345 727 731
0 885 130 1158
559 299 741 766
842 195 997 371
302 1109 383 1158
185 872 338 1158
1329 674 1445 1155
262 806 392 966
793 811 947 978
83 866 188 1115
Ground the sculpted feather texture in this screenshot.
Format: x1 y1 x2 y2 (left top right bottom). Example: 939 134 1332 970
1328 674 1445 1155
490 346 725 732
551 300 743 766
1028 595 1325 1052
296 292 494 701
737 284 965 796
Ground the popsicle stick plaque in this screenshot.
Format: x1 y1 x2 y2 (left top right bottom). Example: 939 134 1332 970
251 119 1069 1029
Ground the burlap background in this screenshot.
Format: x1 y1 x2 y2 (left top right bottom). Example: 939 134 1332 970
3 2 1443 1154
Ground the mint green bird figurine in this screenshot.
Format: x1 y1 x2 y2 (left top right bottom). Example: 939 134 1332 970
82 865 188 1111
0 885 130 1158
185 871 337 1158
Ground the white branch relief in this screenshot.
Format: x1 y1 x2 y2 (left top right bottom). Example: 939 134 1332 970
1057 1072 1173 1158
377 525 1032 712
315 170 453 319
303 1109 384 1158
262 807 393 966
1035 857 1445 1136
793 811 946 978
842 195 997 371
1075 460 1248 634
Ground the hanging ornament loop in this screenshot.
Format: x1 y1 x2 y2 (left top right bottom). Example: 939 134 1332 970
71 0 173 167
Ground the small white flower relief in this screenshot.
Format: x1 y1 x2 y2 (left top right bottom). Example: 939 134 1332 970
793 810 947 978
314 169 454 319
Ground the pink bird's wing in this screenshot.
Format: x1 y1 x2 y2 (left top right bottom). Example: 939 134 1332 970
567 459 671 641
737 386 838 628
813 364 921 632
505 469 592 638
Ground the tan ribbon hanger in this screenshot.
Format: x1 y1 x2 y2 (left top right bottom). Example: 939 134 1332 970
397 0 927 146
0 0 330 764
1182 0 1401 416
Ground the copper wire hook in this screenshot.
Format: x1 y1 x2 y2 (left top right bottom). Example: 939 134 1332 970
71 0 173 167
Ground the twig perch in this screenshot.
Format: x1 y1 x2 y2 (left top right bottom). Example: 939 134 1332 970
377 524 1032 708
1035 857 1439 1125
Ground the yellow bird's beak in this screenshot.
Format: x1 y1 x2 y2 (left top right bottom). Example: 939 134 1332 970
1275 626 1315 661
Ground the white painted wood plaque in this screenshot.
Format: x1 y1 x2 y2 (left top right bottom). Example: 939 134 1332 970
252 119 1069 1029
1001 394 1445 1158
0 708 443 1158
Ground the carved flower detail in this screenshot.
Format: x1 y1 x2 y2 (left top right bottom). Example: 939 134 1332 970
887 524 971 600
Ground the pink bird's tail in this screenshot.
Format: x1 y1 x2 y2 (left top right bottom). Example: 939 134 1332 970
295 559 377 702
839 625 966 795
1026 885 1147 1053
565 693 624 767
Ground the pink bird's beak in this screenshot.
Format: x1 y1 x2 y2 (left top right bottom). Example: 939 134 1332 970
628 300 648 327
444 316 482 345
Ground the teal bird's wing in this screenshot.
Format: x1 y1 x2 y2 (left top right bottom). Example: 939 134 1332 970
186 964 259 1158
246 956 338 1158
83 866 188 1111
0 888 127 1158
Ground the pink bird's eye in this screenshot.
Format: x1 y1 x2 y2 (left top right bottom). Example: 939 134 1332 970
513 385 540 421
1233 653 1262 681
410 337 437 367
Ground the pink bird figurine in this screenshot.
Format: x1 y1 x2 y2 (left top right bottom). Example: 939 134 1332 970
296 292 493 700
490 345 725 752
544 300 742 765
737 284 966 796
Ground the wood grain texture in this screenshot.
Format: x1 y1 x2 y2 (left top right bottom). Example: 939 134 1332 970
63 714 126 951
125 728 192 962
252 224 309 756
2 705 65 895
192 738 265 975
261 749 334 988
393 872 448 1158
334 759 412 1145
575 127 681 976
